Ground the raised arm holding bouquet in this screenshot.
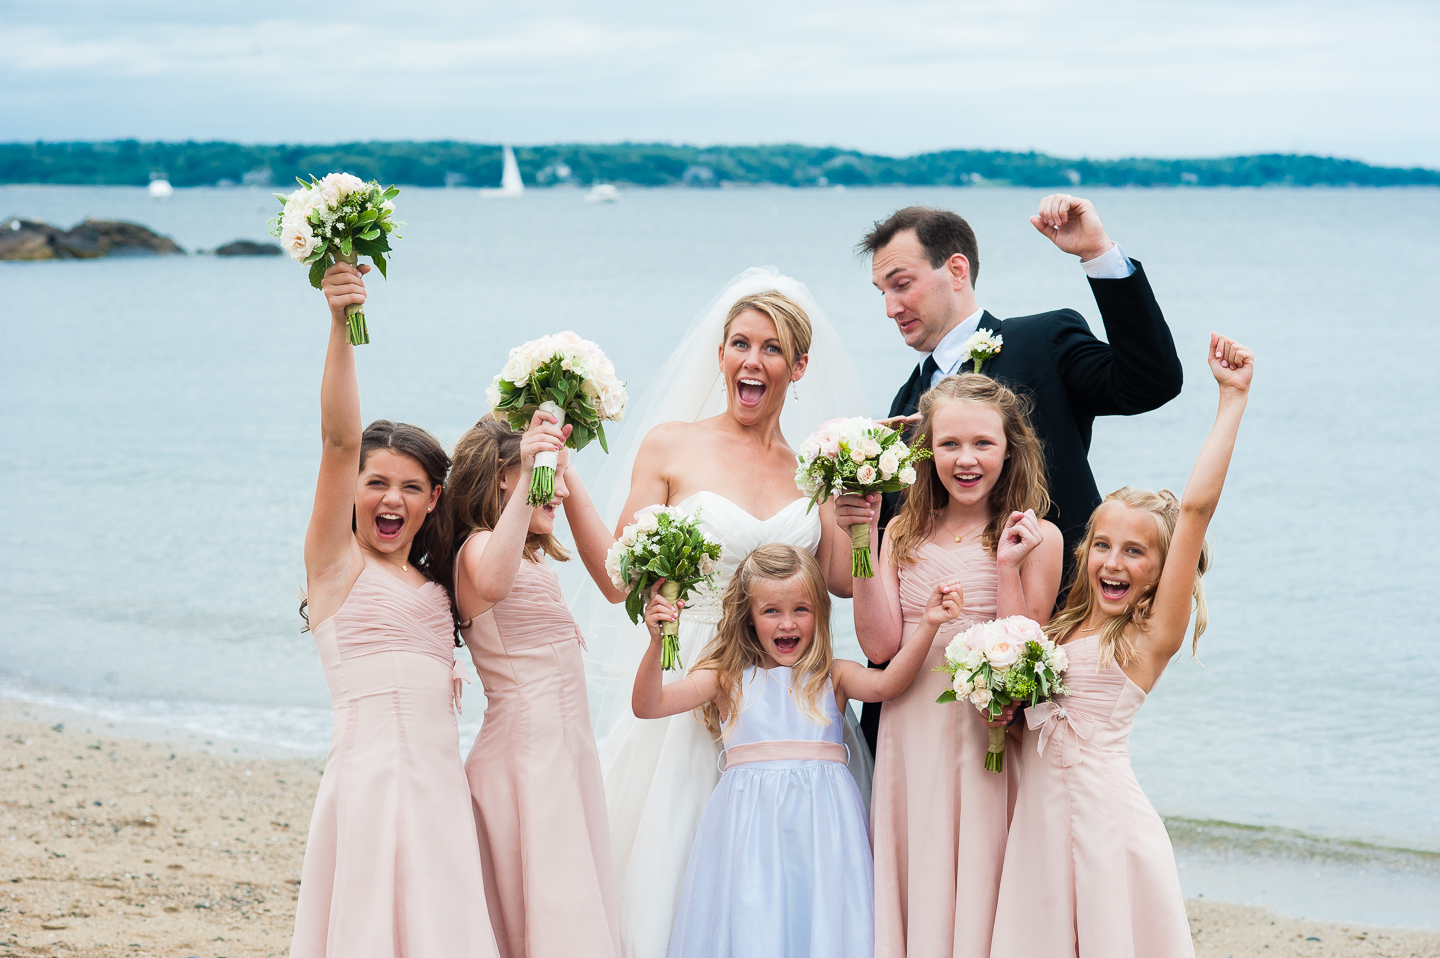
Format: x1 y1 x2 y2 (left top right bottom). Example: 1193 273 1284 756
269 172 401 346
795 417 931 577
488 332 627 506
605 506 724 671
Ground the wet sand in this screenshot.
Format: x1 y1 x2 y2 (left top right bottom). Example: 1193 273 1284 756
3 702 1439 958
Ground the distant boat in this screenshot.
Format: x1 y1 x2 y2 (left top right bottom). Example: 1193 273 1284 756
147 176 174 199
585 184 619 203
480 146 524 198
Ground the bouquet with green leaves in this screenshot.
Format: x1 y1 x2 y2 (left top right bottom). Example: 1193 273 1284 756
605 506 724 671
794 416 933 576
268 172 402 345
487 332 627 506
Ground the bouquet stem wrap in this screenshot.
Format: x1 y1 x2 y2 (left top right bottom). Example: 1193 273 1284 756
528 401 564 506
849 522 873 578
334 249 369 346
984 726 1007 773
659 579 683 671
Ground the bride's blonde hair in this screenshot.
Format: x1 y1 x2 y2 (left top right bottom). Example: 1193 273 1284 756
1045 487 1211 666
690 545 833 740
723 292 813 364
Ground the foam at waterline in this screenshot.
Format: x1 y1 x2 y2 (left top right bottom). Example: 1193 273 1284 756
1168 817 1440 930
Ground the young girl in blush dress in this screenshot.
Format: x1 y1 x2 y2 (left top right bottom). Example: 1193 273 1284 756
990 334 1253 958
446 414 621 958
633 544 957 958
291 262 498 958
847 374 1064 958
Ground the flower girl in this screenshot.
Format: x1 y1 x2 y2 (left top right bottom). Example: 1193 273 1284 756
848 373 1063 957
446 412 621 958
991 334 1254 957
633 543 959 958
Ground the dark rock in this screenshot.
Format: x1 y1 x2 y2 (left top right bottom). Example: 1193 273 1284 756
0 217 184 260
214 239 284 257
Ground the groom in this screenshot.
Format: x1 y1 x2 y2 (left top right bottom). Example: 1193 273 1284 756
848 194 1184 753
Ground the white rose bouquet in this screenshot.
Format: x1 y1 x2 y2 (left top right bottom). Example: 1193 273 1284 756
267 172 402 346
605 506 724 671
488 332 627 506
935 615 1069 773
794 417 932 577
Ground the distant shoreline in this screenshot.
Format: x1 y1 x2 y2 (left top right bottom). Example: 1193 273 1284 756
2 141 1437 190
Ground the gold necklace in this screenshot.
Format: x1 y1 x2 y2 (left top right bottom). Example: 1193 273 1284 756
942 518 987 544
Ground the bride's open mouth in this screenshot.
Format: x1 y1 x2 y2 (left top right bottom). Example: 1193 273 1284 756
1098 577 1130 601
774 636 800 655
375 513 404 539
736 377 766 407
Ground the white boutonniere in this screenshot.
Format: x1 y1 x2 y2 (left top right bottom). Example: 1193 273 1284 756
960 329 1003 376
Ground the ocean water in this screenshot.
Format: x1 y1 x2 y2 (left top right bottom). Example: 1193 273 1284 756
3 184 1438 922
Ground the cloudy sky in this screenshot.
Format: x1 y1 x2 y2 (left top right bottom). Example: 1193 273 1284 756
3 0 1436 166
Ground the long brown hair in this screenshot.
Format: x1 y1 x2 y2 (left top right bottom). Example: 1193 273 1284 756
1045 487 1212 666
301 419 458 636
690 545 833 741
446 415 569 569
888 374 1050 564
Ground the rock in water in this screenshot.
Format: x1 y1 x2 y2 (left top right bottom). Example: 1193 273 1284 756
0 217 184 260
214 240 284 257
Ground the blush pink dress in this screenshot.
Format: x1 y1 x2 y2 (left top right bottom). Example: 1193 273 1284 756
990 634 1192 958
291 561 499 958
870 537 1011 958
460 551 621 958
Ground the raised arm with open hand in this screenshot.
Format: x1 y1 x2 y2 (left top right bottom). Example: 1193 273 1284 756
1128 333 1253 691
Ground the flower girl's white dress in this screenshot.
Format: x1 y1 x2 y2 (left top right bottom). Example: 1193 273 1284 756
666 665 873 958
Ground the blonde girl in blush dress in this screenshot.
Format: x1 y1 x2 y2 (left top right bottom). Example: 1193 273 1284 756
632 545 952 958
991 334 1253 958
446 413 621 958
290 262 498 958
847 374 1064 958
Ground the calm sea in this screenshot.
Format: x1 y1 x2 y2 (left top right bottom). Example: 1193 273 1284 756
3 184 1438 924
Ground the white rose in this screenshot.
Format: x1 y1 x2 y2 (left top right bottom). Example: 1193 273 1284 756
952 672 973 697
848 444 866 464
636 512 660 534
943 637 969 665
985 634 1021 670
280 217 317 262
898 465 917 485
1004 616 1043 646
860 436 882 458
700 553 720 575
856 464 877 484
1049 646 1069 673
969 687 992 709
485 381 502 409
891 441 909 459
878 450 900 478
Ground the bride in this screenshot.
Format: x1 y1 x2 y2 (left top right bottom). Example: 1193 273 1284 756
562 267 869 958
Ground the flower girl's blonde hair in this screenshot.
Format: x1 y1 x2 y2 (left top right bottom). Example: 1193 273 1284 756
1046 487 1212 666
690 545 833 741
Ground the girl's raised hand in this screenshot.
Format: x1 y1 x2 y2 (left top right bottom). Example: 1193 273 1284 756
923 579 964 629
321 262 369 322
642 578 682 641
996 509 1043 569
519 407 570 470
1208 332 1254 395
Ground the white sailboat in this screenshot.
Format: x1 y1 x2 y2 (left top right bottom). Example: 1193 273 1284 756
147 174 174 199
480 145 524 198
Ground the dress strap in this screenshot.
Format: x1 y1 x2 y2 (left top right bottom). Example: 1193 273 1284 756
719 739 849 771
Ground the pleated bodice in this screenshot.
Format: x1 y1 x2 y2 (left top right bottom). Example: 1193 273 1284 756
464 555 585 655
897 537 999 650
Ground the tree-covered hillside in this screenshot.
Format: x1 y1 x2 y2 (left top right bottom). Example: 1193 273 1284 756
1 141 1435 189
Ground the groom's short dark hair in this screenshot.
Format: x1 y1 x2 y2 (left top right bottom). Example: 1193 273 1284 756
859 206 980 287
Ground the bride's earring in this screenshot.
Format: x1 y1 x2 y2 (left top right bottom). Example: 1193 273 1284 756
791 381 800 402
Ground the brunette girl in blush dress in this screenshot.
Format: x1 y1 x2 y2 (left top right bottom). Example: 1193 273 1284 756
446 414 621 958
290 262 498 958
991 334 1253 958
847 374 1063 958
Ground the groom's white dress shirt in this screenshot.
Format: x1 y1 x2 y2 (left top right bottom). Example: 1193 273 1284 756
921 242 1135 390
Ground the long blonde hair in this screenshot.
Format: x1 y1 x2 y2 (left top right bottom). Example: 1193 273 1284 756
723 291 813 364
888 374 1050 563
690 545 833 740
1046 487 1211 666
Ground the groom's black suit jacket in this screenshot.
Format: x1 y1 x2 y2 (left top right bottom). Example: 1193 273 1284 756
860 261 1182 754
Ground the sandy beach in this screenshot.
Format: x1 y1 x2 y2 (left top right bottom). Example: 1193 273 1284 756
3 701 1438 958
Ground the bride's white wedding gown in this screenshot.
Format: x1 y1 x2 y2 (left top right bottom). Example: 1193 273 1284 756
601 491 822 958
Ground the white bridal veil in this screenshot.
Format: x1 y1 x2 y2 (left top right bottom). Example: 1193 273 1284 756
566 266 870 746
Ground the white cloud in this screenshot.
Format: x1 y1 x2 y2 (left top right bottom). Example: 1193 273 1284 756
1 0 1436 166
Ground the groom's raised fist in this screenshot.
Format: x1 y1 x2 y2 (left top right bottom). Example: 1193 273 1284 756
1029 194 1115 263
